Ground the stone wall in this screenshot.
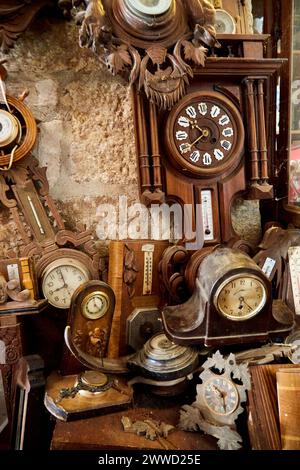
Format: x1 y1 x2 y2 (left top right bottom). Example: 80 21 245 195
0 15 261 257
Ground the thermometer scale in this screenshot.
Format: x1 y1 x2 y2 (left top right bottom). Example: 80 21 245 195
142 244 154 295
201 190 214 241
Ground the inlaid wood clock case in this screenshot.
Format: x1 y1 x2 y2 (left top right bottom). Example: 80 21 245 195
133 40 285 245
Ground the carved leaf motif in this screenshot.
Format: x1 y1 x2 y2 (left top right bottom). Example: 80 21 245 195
107 45 132 75
182 40 207 67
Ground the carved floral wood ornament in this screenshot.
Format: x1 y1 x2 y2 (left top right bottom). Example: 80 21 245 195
60 0 219 109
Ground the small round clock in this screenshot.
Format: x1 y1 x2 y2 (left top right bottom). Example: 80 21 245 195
165 90 244 177
41 258 91 309
214 9 236 34
203 375 239 416
0 96 37 168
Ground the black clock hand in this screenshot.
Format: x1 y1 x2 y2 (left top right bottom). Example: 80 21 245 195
239 296 253 312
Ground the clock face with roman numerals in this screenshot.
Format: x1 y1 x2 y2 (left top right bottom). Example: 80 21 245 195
165 91 244 177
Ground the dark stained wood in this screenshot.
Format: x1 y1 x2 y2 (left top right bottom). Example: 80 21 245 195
247 364 300 450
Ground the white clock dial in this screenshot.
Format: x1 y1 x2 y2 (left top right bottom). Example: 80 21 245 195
82 292 109 320
214 9 236 34
178 116 190 127
126 0 172 15
0 110 19 147
42 259 90 309
204 376 239 416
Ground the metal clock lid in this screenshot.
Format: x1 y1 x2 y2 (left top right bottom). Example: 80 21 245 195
128 333 199 380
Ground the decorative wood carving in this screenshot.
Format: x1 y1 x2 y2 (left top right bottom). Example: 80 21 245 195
61 0 220 109
133 54 283 231
0 1 53 52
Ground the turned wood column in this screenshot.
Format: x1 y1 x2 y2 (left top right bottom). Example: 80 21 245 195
132 89 151 194
245 78 260 185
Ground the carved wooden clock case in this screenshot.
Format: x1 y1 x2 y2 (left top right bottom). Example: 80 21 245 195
133 44 284 246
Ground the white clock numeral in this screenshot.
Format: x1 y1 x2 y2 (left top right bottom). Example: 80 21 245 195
186 106 197 119
221 140 232 151
178 116 190 127
198 102 208 115
214 149 224 161
176 131 188 141
222 127 234 137
203 153 212 166
211 105 221 118
219 115 230 126
180 143 191 154
190 150 200 163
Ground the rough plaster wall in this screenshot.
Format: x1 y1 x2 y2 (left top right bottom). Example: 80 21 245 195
0 16 261 257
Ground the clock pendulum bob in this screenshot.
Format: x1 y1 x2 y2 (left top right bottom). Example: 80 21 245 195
162 247 295 347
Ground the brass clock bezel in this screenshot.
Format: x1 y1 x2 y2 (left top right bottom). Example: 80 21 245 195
203 375 239 417
41 257 91 309
214 273 268 322
81 291 110 320
165 90 244 178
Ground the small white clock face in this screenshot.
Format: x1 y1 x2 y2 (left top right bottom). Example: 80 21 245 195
42 259 90 309
215 274 267 321
0 110 19 146
81 292 109 320
214 9 236 34
204 376 239 416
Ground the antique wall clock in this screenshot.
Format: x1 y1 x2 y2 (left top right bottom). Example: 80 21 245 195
165 90 244 178
132 45 284 245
